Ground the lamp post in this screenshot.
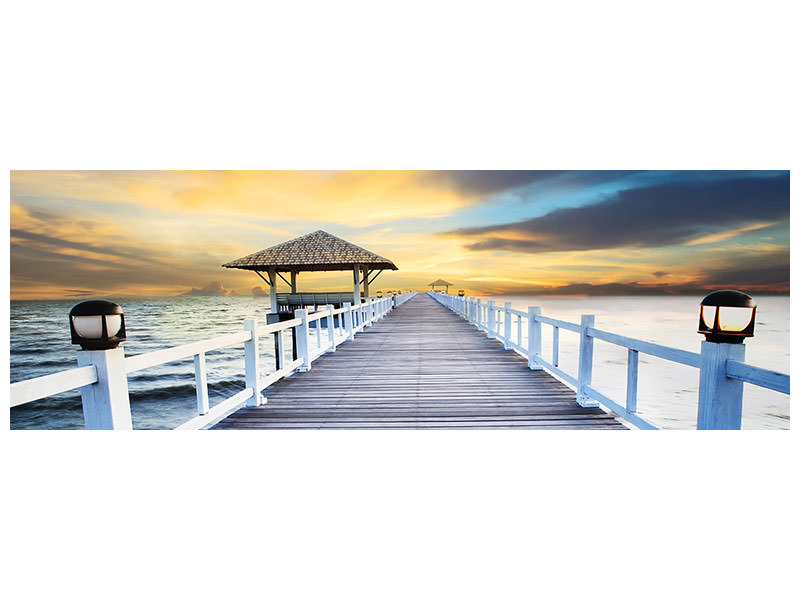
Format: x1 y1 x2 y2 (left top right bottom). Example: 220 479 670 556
70 300 132 429
69 300 127 350
696 290 757 430
698 290 756 343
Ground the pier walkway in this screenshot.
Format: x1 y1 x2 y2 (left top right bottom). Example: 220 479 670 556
214 294 626 429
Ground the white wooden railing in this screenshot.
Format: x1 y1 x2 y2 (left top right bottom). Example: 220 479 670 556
429 291 789 430
10 293 417 430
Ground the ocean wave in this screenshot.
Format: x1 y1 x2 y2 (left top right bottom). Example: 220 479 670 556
128 378 245 403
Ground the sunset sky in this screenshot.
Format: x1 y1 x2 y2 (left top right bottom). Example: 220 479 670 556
9 170 789 299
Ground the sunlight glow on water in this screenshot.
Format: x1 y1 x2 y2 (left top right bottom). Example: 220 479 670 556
485 295 789 430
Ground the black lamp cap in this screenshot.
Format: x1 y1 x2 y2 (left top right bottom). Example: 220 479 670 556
69 300 126 350
69 300 124 317
700 290 756 309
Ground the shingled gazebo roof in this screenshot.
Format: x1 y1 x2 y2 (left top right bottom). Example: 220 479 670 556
428 279 453 286
222 230 398 273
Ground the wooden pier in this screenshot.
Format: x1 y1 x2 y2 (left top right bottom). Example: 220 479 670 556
11 290 790 430
213 294 627 429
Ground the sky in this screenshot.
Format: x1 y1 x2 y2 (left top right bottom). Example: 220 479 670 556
8 170 790 299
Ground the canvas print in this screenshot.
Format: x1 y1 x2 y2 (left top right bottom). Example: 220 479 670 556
9 170 789 430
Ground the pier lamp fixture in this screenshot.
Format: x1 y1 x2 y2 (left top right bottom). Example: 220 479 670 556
69 300 127 350
698 290 756 344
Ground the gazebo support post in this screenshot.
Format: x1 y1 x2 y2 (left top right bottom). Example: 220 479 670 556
268 268 277 314
267 268 280 370
362 266 370 298
288 283 298 361
353 265 361 305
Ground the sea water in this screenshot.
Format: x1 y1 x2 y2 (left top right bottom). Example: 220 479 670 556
487 294 789 430
9 295 789 430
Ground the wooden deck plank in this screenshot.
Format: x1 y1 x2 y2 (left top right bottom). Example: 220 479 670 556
213 294 627 430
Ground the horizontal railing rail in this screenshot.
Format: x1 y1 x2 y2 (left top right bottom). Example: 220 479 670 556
429 291 789 430
10 293 416 430
586 327 702 368
537 315 581 333
725 360 790 394
10 365 99 409
125 331 252 374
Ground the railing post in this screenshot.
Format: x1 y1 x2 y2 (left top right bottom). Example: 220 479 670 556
487 300 496 339
325 304 336 352
697 341 746 429
527 307 542 370
243 319 261 407
77 347 132 429
266 313 282 371
344 302 354 340
194 351 210 415
364 300 372 327
476 299 482 329
577 314 598 407
553 327 560 366
294 308 312 372
626 349 639 415
503 302 512 349
276 327 286 370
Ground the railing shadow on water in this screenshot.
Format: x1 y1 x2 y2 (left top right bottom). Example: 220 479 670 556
428 291 789 430
10 293 417 430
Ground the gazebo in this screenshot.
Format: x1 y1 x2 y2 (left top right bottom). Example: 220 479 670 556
428 278 453 293
223 230 398 314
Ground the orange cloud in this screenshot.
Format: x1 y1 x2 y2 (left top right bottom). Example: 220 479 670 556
12 170 480 227
9 171 789 299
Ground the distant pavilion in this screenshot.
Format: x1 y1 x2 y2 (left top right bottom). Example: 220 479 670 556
428 278 453 293
223 230 398 314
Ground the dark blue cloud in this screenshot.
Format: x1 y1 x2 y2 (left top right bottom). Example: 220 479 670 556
448 172 789 252
424 170 644 196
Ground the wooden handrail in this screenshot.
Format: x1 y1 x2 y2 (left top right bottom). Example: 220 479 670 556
10 292 416 429
10 365 98 408
429 291 789 430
